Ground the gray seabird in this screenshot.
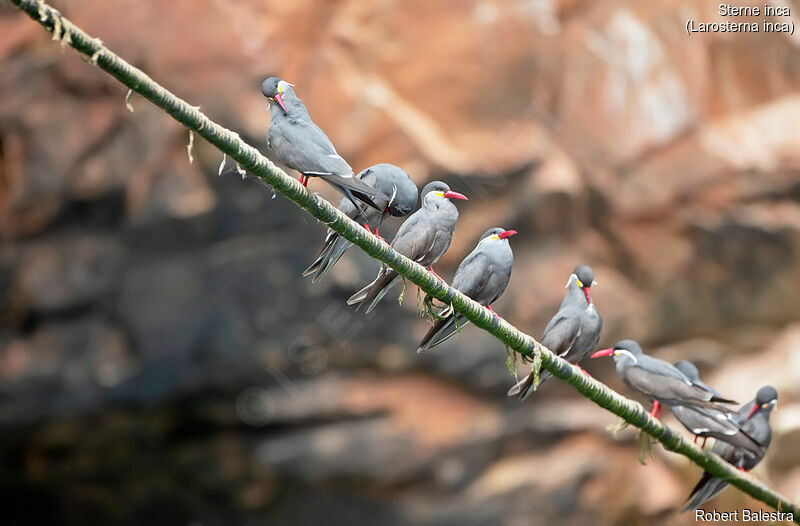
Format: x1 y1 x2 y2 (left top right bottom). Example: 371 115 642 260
673 360 723 398
347 181 467 314
261 77 388 218
417 227 517 352
590 340 736 418
303 163 418 283
683 386 777 511
508 265 602 400
671 361 762 452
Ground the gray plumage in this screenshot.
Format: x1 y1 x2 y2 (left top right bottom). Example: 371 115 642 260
347 181 465 314
604 341 736 409
683 386 777 511
303 164 418 282
670 360 761 452
508 264 602 400
670 361 761 452
673 360 723 398
671 404 763 453
261 77 388 216
417 227 515 352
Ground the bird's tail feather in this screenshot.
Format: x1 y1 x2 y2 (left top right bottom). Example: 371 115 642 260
347 270 400 313
303 231 337 277
507 369 552 401
365 274 401 314
303 232 353 283
417 316 454 353
693 400 736 412
682 472 728 512
417 315 472 352
735 428 767 456
347 276 379 306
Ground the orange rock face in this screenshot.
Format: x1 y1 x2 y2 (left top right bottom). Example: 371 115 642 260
1 1 799 524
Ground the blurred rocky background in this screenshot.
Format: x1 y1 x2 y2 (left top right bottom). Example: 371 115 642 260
1 0 800 524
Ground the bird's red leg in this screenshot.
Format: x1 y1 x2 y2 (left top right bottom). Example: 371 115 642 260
485 305 500 319
298 174 309 187
694 435 698 444
363 224 383 240
427 266 442 280
649 401 662 418
701 437 707 448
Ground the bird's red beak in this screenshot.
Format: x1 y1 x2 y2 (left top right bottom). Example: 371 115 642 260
442 191 468 200
274 92 288 113
498 229 517 240
746 402 759 420
591 348 614 359
583 286 592 305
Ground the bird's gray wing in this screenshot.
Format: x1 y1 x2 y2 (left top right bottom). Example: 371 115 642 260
636 356 735 404
681 424 751 512
733 399 757 423
346 210 435 313
486 261 513 305
269 117 352 176
337 194 363 220
540 314 582 358
417 314 467 352
303 196 381 281
391 213 439 262
671 406 739 436
624 366 715 403
505 314 581 397
693 379 724 400
451 251 492 299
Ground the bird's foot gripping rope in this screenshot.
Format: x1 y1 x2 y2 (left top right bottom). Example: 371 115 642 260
738 467 758 481
364 224 383 241
426 266 442 280
649 401 663 419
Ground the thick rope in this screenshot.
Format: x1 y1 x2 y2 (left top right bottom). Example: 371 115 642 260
8 0 798 519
